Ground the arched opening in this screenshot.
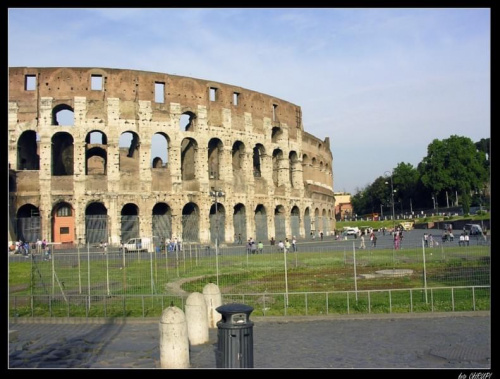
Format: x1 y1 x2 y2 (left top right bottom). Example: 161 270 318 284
210 201 226 244
119 132 141 172
208 138 223 180
16 204 41 243
121 203 140 243
85 130 108 175
151 132 169 168
253 144 265 177
233 203 247 244
181 137 198 181
85 202 108 245
290 206 300 238
152 203 172 242
181 111 196 132
274 205 286 241
232 140 246 189
17 131 39 170
304 207 311 238
254 204 268 243
52 132 74 175
52 104 74 126
181 202 199 242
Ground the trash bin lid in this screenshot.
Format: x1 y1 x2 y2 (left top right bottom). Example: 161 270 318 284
216 303 253 316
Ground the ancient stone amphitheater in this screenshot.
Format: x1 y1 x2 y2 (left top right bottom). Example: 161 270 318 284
8 67 334 247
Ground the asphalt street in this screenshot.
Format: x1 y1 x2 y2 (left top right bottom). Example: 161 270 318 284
8 311 491 370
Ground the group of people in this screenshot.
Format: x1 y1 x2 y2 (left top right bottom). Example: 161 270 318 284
244 236 298 254
246 237 264 254
164 237 182 253
9 238 51 260
358 230 378 249
424 227 475 248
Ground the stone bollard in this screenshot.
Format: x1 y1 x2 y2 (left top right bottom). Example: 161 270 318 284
185 292 209 346
203 282 222 328
159 304 190 368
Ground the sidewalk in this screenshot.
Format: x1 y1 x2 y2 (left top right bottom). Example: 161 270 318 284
9 311 491 369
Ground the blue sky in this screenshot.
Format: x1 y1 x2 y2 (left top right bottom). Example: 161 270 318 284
8 8 490 194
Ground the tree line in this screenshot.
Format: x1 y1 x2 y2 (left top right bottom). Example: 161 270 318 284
350 135 490 218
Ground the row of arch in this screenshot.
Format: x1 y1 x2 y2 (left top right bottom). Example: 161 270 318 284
16 129 330 186
14 201 333 246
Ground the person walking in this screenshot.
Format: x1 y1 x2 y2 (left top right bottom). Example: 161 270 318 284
394 233 400 250
284 238 291 253
359 234 366 249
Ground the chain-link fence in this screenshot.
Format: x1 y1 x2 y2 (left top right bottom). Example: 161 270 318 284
9 233 490 318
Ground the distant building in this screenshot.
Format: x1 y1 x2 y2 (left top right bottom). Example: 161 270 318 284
334 192 352 221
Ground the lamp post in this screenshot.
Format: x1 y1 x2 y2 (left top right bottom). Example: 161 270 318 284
210 188 225 287
210 188 225 255
384 171 396 232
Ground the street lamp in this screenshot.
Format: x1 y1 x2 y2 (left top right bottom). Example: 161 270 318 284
384 171 396 232
210 188 225 255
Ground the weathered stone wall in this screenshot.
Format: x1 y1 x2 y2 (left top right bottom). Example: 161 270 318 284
8 67 335 244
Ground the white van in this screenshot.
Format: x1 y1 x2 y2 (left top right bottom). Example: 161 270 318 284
123 237 155 253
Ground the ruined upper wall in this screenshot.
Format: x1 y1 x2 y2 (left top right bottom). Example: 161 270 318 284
9 67 303 138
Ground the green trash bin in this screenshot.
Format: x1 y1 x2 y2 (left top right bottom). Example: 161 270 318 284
216 303 254 368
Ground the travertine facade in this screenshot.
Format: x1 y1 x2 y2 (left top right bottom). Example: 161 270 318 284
8 67 335 246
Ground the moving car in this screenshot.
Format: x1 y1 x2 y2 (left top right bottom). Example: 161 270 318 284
343 227 360 236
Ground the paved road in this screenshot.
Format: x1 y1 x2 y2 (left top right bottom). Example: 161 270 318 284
9 311 491 370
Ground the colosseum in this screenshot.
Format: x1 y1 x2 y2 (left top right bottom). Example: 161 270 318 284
8 67 335 248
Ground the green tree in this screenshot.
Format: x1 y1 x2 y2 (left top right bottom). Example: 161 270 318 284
418 135 488 214
392 163 419 213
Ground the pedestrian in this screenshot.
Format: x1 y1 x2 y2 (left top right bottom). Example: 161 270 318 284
465 233 470 246
284 238 291 253
320 231 324 240
423 233 428 247
394 233 400 250
292 236 297 252
250 241 257 254
278 240 284 253
258 241 264 254
36 238 42 254
372 233 377 248
237 233 242 244
359 234 366 249
247 239 253 254
270 237 275 246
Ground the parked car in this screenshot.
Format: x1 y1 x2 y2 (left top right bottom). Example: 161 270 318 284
122 237 159 253
464 224 483 236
